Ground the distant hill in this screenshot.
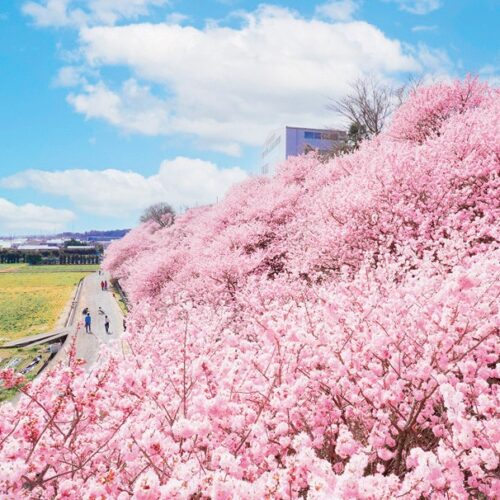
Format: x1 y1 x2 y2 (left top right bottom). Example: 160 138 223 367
0 229 130 241
56 229 130 241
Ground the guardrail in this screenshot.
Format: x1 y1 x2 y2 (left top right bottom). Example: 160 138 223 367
64 277 84 327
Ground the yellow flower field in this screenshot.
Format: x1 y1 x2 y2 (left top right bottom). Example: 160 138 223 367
0 265 97 344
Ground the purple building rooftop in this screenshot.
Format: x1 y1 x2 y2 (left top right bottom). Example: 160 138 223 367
261 126 347 175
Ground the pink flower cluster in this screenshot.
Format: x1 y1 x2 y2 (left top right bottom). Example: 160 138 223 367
0 78 498 498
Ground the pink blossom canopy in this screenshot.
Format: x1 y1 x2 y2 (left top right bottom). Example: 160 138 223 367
1 78 499 499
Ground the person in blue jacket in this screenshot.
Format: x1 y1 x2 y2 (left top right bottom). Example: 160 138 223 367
85 312 92 334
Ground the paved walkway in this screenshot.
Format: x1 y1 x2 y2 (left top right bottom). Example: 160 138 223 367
45 271 125 373
9 271 125 406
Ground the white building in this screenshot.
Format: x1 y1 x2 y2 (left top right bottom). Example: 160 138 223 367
0 238 26 249
261 126 347 175
17 245 52 251
46 239 66 247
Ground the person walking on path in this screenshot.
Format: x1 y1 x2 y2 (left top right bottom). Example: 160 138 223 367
85 312 92 334
104 315 110 335
100 280 104 291
104 280 108 291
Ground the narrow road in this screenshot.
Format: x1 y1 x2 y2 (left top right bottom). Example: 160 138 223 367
10 271 125 406
72 271 125 369
43 271 125 374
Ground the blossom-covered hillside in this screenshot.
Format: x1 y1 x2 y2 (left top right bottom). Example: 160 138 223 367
1 79 499 498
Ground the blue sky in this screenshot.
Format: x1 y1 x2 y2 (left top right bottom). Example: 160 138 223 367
0 0 498 234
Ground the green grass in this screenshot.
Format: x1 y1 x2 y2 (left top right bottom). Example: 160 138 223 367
0 369 39 403
0 263 27 272
0 345 49 371
16 264 99 273
111 283 129 315
0 345 50 403
0 264 99 274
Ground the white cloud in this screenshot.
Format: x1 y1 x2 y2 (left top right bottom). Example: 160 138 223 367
0 197 75 233
23 0 84 27
69 6 422 148
23 0 169 27
316 0 361 22
479 64 500 87
385 0 442 15
1 158 248 217
26 4 451 154
68 80 171 136
411 24 437 32
414 44 452 76
89 0 169 25
165 12 188 24
201 141 242 157
53 66 87 87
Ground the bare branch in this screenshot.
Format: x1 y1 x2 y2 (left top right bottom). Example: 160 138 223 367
140 203 176 228
330 76 396 138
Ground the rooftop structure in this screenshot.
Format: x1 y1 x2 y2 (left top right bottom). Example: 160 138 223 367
0 238 27 249
17 245 52 251
46 239 66 246
261 126 347 175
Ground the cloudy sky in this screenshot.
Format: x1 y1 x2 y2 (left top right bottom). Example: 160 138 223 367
0 0 498 234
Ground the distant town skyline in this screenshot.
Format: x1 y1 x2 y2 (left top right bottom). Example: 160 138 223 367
0 229 129 241
1 0 498 234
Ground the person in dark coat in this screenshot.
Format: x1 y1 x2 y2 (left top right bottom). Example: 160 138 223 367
104 315 110 334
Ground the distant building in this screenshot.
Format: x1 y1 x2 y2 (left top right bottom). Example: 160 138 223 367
17 245 52 251
261 126 347 175
1 243 100 265
0 238 26 249
46 239 66 247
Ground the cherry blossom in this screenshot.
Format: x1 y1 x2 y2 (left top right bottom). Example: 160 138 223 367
1 79 498 498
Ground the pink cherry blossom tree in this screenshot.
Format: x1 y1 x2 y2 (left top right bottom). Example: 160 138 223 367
0 78 498 498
